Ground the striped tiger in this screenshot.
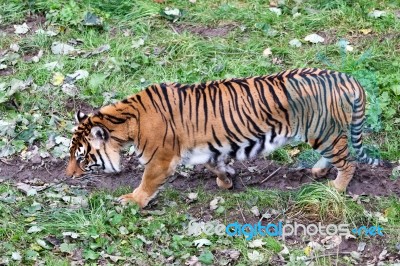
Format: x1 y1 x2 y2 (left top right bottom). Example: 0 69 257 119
66 68 379 207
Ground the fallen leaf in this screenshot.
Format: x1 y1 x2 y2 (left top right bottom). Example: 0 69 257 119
304 246 312 256
27 226 43 233
62 232 80 239
44 61 64 71
51 42 75 55
250 206 260 217
263 47 272 57
36 239 51 249
55 136 70 147
29 50 44 63
59 243 77 253
304 33 324 44
132 38 145 49
10 43 20 52
185 255 201 266
351 251 361 260
293 12 301 18
288 148 300 156
14 23 30 34
16 183 37 196
193 238 211 248
83 12 103 26
35 28 58 36
62 196 88 207
374 212 388 223
269 7 282 16
248 239 265 248
321 235 342 250
289 38 302 47
119 226 129 235
66 69 89 82
248 250 264 262
359 28 372 35
346 45 354 52
357 242 366 252
187 192 198 203
11 252 22 261
164 8 180 16
51 72 65 86
378 249 387 260
210 196 224 210
61 83 79 96
368 10 386 18
82 44 110 58
103 254 126 262
189 0 196 3
280 244 289 255
219 249 240 260
0 64 7 70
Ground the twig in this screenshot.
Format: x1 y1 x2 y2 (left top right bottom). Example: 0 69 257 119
306 251 353 261
238 175 247 189
0 159 15 165
236 199 247 224
169 24 179 35
259 167 281 184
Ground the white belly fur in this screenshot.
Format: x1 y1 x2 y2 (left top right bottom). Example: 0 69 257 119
181 132 288 166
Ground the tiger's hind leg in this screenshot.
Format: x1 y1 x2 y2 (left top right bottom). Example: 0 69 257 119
311 157 332 179
205 163 234 189
311 135 355 192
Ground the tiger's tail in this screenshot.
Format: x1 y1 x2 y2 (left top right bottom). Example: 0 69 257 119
350 80 380 166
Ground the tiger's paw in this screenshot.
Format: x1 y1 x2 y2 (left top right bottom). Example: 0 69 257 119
327 180 346 193
216 177 233 189
118 189 150 208
311 167 330 179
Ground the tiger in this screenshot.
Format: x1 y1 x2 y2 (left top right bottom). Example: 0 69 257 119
66 68 380 208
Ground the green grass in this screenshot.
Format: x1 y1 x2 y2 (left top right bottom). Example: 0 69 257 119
0 0 399 264
0 183 398 265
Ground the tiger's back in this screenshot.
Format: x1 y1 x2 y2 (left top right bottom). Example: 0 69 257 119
67 68 378 208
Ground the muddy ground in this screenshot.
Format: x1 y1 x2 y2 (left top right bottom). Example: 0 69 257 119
0 155 398 197
0 154 399 264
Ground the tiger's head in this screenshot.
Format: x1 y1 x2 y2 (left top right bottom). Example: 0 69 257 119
66 110 122 178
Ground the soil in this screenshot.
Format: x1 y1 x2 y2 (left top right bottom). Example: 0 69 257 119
64 98 96 115
0 155 397 196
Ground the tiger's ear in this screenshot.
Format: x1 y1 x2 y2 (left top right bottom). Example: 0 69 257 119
75 110 88 124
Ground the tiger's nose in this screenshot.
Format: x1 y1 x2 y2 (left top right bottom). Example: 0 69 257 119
66 160 84 177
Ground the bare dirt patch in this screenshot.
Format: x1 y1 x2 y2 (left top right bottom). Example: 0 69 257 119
0 155 397 197
65 98 96 115
173 23 236 38
0 13 46 35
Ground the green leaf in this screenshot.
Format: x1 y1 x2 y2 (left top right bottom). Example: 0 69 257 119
88 73 107 91
110 214 123 225
83 12 103 26
24 249 39 261
83 249 100 260
391 84 400 96
198 250 214 265
60 243 77 253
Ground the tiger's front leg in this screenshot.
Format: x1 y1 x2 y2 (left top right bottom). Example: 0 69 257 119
119 155 179 208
